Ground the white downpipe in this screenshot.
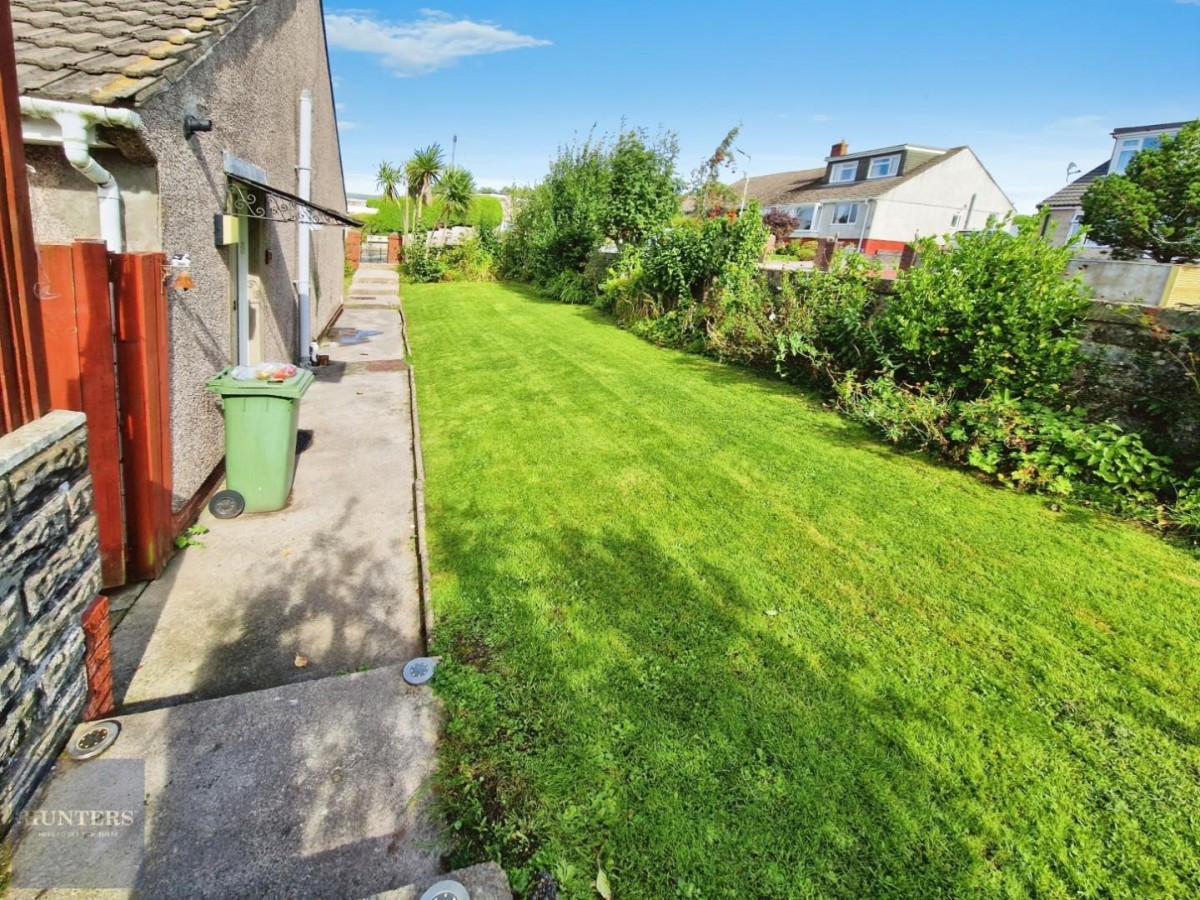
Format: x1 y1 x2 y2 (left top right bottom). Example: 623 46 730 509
296 90 313 364
19 97 141 253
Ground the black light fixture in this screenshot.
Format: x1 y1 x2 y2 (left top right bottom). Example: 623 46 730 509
184 113 213 140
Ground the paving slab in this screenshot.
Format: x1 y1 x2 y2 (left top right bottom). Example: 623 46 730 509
112 306 419 711
7 666 444 898
368 863 512 900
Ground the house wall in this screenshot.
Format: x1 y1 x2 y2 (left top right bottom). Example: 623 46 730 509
0 411 101 838
870 149 1014 244
133 0 346 510
1040 207 1078 247
24 145 161 251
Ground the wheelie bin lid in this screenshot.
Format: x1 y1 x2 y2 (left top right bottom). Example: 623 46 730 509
206 366 315 399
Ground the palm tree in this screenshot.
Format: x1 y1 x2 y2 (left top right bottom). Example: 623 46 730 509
375 160 402 203
434 167 476 228
405 144 445 227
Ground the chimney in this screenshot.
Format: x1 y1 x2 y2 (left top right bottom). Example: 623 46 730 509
830 140 849 158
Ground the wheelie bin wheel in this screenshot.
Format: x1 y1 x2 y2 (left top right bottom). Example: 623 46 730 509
209 489 246 519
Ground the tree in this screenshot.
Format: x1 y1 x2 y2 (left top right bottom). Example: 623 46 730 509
762 208 800 245
604 128 680 246
375 160 402 202
434 167 476 228
405 144 446 230
1080 120 1200 263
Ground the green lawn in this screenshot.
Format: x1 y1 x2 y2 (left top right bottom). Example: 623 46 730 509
406 281 1200 899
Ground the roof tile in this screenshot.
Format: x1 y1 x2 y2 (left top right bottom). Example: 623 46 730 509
1038 161 1109 209
12 0 262 105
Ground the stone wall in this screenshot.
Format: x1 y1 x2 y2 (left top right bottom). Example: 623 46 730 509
0 411 101 838
1076 302 1200 466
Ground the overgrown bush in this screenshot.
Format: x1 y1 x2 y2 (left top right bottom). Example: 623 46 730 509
499 128 681 289
399 226 446 283
601 204 770 358
876 218 1091 402
439 237 496 282
835 377 1186 522
774 252 883 384
401 230 498 284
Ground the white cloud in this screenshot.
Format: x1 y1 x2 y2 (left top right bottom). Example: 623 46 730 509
339 121 360 131
325 10 550 76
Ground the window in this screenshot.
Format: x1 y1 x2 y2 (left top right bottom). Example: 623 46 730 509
1067 210 1100 248
790 204 818 232
867 154 899 179
1112 135 1163 175
830 161 857 183
833 202 860 226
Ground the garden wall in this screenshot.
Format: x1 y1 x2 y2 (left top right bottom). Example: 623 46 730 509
1076 302 1200 465
0 410 101 838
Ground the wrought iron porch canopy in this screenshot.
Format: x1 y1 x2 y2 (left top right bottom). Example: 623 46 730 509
226 176 359 227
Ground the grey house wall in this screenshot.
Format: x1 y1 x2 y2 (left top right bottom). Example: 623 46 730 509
137 0 346 509
1 412 101 837
22 0 346 511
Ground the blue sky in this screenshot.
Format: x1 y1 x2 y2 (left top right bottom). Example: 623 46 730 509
324 1 1200 213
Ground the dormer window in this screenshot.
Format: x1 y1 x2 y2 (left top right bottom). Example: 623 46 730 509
1112 135 1162 175
830 161 857 183
867 154 899 179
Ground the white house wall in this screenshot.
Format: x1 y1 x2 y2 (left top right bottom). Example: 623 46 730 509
869 149 1014 244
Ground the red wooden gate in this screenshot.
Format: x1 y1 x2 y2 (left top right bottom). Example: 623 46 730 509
30 242 173 586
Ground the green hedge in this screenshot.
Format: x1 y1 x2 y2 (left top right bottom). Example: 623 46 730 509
360 196 502 234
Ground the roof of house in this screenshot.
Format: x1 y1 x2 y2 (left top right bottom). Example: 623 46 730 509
11 0 260 106
1112 121 1189 136
1038 161 1109 209
741 147 969 207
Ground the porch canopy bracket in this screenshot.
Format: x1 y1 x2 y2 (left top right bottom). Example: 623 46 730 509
226 176 358 228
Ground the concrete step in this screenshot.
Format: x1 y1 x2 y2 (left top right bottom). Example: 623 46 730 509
8 666 444 898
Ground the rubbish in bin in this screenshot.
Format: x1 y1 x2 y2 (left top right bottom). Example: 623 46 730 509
229 361 299 381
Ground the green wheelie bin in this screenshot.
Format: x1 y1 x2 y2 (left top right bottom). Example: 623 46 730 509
205 367 315 517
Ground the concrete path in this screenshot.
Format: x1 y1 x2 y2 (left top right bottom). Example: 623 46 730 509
4 265 500 897
113 267 415 709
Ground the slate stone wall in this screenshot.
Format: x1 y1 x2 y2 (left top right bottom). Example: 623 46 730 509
1076 302 1200 466
0 410 101 838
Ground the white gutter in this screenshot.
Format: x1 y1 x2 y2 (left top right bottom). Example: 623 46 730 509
19 97 142 253
296 90 314 364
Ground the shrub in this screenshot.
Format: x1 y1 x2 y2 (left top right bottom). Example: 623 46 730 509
790 241 817 262
877 218 1091 402
439 237 496 283
400 226 446 283
762 209 800 245
773 252 884 384
500 127 683 287
836 377 1182 519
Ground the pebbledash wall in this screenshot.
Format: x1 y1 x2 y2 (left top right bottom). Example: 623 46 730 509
24 0 346 512
0 411 101 837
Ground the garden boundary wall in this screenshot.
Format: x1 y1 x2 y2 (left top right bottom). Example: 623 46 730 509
1 410 104 839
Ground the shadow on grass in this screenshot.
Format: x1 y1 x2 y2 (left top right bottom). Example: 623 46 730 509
431 508 1009 898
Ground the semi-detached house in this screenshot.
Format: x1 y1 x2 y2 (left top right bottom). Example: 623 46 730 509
741 140 1014 255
